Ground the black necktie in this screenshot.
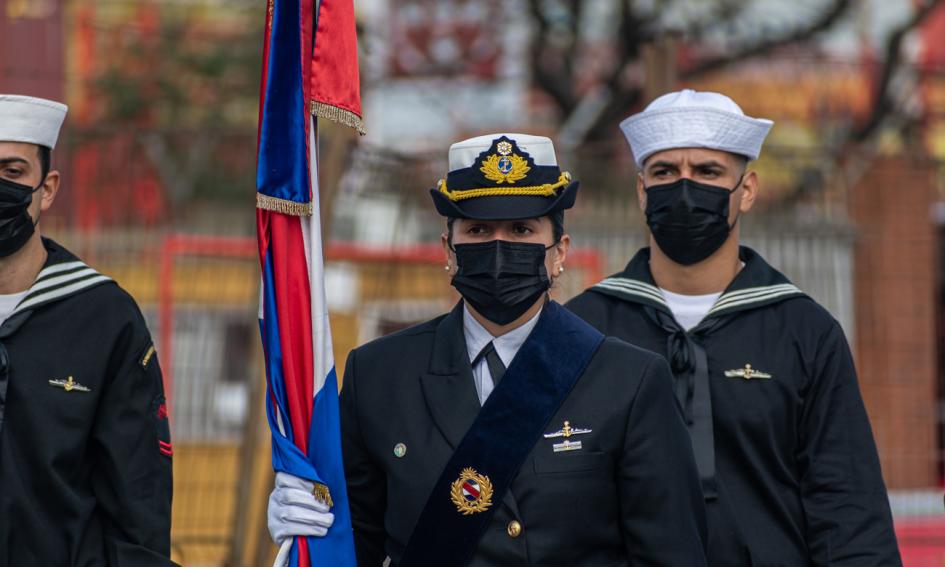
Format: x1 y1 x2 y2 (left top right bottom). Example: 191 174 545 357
473 341 506 385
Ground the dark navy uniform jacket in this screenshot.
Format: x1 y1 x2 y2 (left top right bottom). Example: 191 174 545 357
341 301 708 566
566 247 901 567
0 240 175 567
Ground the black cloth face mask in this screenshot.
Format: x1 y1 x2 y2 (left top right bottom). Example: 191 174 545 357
0 176 40 258
451 240 552 326
644 176 741 266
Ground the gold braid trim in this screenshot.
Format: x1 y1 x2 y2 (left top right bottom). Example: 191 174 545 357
310 101 366 135
312 483 334 507
437 172 571 202
256 193 313 216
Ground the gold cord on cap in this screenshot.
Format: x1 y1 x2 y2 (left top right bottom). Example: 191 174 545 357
437 172 571 202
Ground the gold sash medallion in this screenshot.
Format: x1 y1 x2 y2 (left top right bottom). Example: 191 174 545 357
450 467 493 515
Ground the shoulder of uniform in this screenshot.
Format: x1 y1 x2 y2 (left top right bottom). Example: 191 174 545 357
595 334 664 365
566 288 624 313
352 313 444 356
567 288 613 305
76 282 156 344
74 279 142 314
774 294 839 328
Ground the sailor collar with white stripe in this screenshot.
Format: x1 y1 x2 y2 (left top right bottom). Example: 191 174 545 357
7 239 112 319
591 247 805 323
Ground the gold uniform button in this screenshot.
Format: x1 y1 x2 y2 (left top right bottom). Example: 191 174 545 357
507 520 522 538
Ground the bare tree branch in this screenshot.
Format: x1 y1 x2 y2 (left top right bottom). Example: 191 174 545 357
851 0 945 141
577 1 652 141
684 0 752 42
527 0 867 144
527 0 577 114
682 0 852 79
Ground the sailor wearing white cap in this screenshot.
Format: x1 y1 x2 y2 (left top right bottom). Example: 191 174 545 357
268 133 709 566
0 95 175 567
568 90 901 566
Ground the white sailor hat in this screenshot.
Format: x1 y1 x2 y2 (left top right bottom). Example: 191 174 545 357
619 89 773 168
0 95 69 150
430 133 579 220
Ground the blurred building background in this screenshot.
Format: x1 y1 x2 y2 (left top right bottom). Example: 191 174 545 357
1 0 944 565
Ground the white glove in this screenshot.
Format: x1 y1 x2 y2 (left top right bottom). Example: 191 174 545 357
268 471 335 545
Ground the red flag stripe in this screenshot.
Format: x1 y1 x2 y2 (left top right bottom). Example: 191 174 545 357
267 212 315 452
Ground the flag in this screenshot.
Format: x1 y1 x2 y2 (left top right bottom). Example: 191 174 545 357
256 0 363 565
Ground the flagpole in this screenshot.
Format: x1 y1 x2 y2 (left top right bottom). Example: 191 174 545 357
274 540 293 567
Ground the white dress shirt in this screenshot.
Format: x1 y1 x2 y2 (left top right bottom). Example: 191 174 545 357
463 304 542 405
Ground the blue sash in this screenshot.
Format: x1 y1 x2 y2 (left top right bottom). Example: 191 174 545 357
399 301 604 566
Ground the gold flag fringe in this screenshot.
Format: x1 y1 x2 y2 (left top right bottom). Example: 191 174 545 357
256 193 313 216
311 100 366 135
312 483 334 507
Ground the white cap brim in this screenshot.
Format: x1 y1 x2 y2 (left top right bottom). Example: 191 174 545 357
0 95 68 149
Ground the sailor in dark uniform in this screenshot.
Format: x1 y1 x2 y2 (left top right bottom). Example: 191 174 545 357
566 90 902 566
0 95 175 566
268 133 708 566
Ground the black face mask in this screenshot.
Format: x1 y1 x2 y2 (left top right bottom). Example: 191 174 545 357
644 176 741 266
0 177 40 258
451 240 552 326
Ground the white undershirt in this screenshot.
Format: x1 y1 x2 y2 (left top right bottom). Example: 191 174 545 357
0 291 28 326
660 288 721 331
463 304 542 405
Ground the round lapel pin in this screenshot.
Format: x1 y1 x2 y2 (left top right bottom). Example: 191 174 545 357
393 443 407 458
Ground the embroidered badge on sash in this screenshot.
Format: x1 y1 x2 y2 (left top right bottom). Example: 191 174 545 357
724 363 772 380
450 467 494 515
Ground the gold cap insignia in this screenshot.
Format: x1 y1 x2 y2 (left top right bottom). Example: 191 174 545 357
480 152 530 184
450 467 493 515
724 363 772 380
49 376 90 393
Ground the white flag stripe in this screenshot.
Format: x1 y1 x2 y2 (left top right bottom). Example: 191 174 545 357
275 404 287 437
308 118 335 396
